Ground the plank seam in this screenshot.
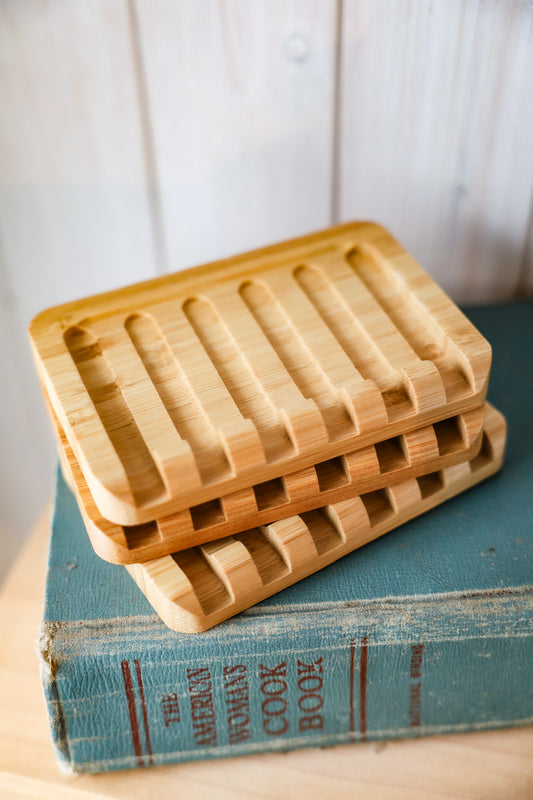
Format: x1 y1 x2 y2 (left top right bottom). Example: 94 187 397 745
127 0 169 275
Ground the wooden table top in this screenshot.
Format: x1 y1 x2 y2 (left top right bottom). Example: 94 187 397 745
1 510 532 800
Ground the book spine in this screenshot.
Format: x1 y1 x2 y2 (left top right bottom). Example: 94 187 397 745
40 592 533 773
37 625 73 773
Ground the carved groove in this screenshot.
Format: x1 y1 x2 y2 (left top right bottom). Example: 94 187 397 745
125 313 230 484
347 245 471 400
122 409 505 630
293 264 412 420
183 297 292 462
360 489 395 526
239 279 355 440
64 326 165 506
171 548 230 614
233 529 289 584
35 224 493 527
299 507 345 555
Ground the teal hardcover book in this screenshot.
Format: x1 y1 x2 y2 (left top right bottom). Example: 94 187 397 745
39 301 533 774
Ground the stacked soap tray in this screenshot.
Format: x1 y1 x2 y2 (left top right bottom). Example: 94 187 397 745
30 221 505 633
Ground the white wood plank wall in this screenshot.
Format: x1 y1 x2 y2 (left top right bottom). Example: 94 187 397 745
0 0 531 581
134 0 338 270
0 0 159 580
338 0 533 302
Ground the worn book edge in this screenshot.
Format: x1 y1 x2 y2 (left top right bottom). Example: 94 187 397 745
37 624 74 774
36 584 533 774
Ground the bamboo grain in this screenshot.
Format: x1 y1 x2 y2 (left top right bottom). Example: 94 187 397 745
125 405 505 632
30 222 492 526
53 401 486 564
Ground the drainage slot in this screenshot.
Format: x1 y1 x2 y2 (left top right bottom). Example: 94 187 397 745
233 528 288 584
434 417 463 456
315 456 350 492
190 498 226 530
253 478 288 511
124 522 162 550
417 471 444 499
299 508 344 555
172 548 230 614
375 436 407 473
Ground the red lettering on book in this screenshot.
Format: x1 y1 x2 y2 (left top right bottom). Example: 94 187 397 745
409 644 424 727
224 664 251 744
260 662 288 736
223 664 246 678
300 714 323 732
161 692 181 727
260 662 287 679
297 657 324 732
297 658 324 676
187 667 217 747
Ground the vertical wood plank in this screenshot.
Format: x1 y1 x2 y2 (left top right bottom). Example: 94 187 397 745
0 0 160 325
0 0 160 579
338 0 533 302
0 274 55 584
133 0 338 271
518 198 533 294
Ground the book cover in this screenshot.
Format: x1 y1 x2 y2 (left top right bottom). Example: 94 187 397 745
38 300 533 774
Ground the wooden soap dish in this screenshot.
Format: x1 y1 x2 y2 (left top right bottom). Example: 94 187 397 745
125 405 506 632
30 222 492 526
54 399 486 563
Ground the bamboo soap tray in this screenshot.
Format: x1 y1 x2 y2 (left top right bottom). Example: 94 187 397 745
126 405 506 633
30 222 492 526
54 401 485 563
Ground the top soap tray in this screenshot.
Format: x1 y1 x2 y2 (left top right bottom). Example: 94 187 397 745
30 222 491 525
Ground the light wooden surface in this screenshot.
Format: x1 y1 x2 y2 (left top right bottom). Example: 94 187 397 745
30 222 492 528
59 404 504 631
130 406 505 632
55 403 485 563
1 510 532 799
